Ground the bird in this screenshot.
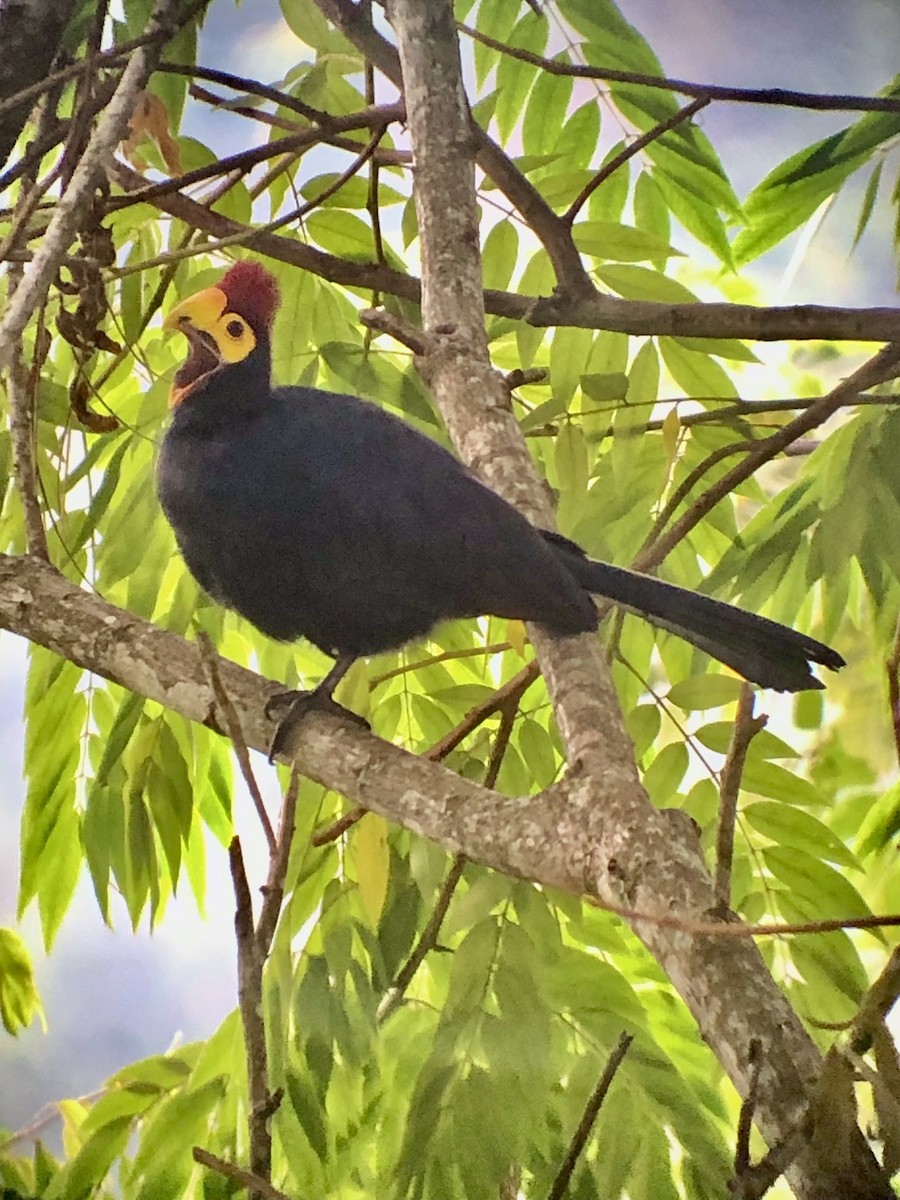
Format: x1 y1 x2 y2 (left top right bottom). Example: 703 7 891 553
157 260 844 757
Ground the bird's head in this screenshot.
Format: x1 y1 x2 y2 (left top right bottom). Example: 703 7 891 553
163 261 280 407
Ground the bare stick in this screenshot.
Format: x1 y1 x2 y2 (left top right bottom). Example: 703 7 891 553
377 854 466 1023
848 946 900 1055
257 768 301 953
886 621 900 770
460 24 900 116
714 686 766 913
734 1039 763 1179
635 340 900 572
547 1033 633 1200
377 688 522 1021
228 837 277 1198
564 97 710 224
104 157 900 342
192 1147 292 1200
198 638 277 854
5 333 49 560
197 633 276 853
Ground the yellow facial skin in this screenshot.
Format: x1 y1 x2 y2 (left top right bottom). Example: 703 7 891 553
163 286 257 406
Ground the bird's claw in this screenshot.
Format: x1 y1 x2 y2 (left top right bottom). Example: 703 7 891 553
266 689 370 762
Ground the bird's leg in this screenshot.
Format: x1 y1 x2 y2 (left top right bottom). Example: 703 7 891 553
266 655 368 761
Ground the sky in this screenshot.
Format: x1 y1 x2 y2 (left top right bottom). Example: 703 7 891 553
2 0 899 1139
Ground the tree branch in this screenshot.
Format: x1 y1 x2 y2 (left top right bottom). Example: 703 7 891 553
714 686 766 914
547 1032 633 1200
460 23 900 116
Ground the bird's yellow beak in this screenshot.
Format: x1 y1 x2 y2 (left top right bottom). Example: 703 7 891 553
164 286 257 407
163 286 228 336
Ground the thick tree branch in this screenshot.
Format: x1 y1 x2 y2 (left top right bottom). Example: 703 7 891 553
105 158 900 342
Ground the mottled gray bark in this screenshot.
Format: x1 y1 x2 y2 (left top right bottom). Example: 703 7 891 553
0 0 78 170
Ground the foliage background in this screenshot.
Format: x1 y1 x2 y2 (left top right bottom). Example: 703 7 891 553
3 0 900 1196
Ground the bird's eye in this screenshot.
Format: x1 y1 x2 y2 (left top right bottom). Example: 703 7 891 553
225 319 244 338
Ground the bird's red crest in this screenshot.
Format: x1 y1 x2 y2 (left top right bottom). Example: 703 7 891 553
218 261 280 331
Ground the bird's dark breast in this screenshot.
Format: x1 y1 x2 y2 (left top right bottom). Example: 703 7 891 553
157 388 597 657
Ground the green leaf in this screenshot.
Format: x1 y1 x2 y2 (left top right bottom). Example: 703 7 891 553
694 722 798 759
481 219 519 291
574 220 683 262
659 338 738 399
642 741 689 804
595 264 699 304
129 1076 226 1184
852 160 883 249
740 761 823 807
764 847 872 920
494 13 547 144
667 674 745 710
43 1116 133 1200
0 928 43 1035
745 802 857 868
286 1068 329 1161
522 64 573 157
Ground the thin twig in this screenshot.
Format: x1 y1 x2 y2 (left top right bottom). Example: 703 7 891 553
197 633 276 853
360 307 435 354
192 1148 292 1200
368 641 513 687
886 619 900 770
547 1033 634 1200
104 103 402 212
586 899 900 940
257 768 301 952
714 685 766 913
102 154 900 341
734 1038 763 1180
377 854 466 1023
634 340 900 572
459 23 900 115
377 688 522 1022
5 283 49 560
848 946 900 1056
228 837 276 1199
564 96 710 224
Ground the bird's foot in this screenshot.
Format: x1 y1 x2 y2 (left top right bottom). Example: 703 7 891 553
265 688 369 762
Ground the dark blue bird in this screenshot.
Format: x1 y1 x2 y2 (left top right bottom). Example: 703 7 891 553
157 261 843 749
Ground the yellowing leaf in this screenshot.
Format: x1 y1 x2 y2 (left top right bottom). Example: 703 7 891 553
506 619 527 659
661 407 681 462
334 657 370 722
0 927 44 1035
353 814 390 926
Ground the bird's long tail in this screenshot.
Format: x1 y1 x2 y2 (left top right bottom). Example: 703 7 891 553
549 537 844 692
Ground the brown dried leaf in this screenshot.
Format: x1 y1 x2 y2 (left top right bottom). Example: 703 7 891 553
70 377 119 434
123 90 182 175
